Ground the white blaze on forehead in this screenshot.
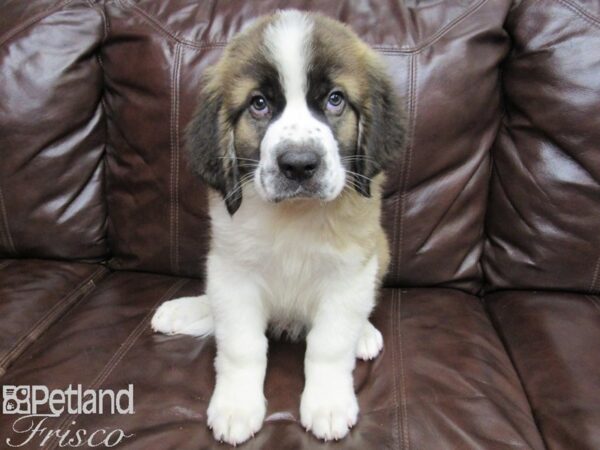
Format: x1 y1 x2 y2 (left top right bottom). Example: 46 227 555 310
256 11 346 203
263 10 314 100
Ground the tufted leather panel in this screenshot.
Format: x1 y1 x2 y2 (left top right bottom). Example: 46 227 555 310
0 0 109 261
483 0 600 293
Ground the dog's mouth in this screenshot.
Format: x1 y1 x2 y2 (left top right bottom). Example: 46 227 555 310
270 186 326 203
256 168 331 203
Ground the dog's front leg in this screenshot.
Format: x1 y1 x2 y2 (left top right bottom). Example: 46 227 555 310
206 257 268 446
300 257 379 441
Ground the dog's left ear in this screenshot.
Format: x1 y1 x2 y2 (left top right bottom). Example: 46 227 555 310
355 66 405 197
187 74 242 215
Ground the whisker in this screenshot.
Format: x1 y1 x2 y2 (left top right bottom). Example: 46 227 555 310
345 170 374 182
342 155 378 162
223 181 250 203
222 173 255 203
216 156 260 163
342 156 382 170
343 178 363 192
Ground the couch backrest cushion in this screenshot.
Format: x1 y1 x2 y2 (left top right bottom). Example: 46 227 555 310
483 0 600 294
103 0 511 292
0 0 108 261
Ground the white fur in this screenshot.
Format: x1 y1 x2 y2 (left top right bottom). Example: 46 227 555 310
152 10 383 446
153 188 382 444
255 11 346 203
151 295 213 337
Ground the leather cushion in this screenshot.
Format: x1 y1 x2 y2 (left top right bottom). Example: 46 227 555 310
0 281 543 449
483 0 600 293
487 290 600 450
0 0 109 261
0 259 107 376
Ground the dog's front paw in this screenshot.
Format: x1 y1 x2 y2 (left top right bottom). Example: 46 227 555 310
151 295 213 336
207 385 266 445
300 380 359 441
356 321 383 360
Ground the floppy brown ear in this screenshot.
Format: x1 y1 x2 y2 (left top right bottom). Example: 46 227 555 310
355 68 405 197
187 79 242 215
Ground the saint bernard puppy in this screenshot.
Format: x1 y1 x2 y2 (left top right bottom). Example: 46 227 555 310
152 9 404 445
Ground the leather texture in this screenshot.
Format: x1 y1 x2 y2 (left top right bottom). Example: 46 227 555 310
0 0 598 448
483 0 600 294
0 259 107 376
0 0 109 261
0 284 544 449
102 0 511 293
487 291 600 450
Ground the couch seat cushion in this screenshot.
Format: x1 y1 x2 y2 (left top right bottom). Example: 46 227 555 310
487 291 600 450
0 259 107 376
0 279 543 449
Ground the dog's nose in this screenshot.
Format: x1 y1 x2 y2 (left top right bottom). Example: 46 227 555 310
277 150 321 182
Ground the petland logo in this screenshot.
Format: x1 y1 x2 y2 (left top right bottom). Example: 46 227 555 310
2 385 135 447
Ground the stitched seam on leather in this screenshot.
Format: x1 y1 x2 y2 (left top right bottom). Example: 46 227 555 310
589 256 600 293
0 185 16 255
85 0 109 40
43 278 189 450
170 44 183 274
391 290 401 450
125 0 489 55
394 55 417 282
124 0 226 50
0 266 107 374
555 0 600 28
0 0 75 48
175 48 182 274
113 0 487 54
586 295 600 312
118 1 496 59
397 291 410 450
389 67 410 278
374 0 488 54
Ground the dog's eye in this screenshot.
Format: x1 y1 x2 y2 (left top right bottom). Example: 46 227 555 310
326 91 345 114
249 95 270 118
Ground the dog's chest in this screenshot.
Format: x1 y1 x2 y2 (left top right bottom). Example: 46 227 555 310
213 197 363 325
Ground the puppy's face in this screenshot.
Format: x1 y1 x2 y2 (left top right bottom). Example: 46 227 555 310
189 10 404 214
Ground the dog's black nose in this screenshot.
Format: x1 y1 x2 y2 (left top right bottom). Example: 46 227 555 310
277 150 321 182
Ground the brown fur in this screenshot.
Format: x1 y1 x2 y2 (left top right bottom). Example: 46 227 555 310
187 11 405 269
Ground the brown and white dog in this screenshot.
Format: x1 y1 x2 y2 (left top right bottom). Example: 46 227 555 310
152 10 404 445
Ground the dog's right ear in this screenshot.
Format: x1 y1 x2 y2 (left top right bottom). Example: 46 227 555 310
187 75 242 215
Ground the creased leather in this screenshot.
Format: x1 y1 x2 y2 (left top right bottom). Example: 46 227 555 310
487 290 600 450
483 0 600 294
0 260 108 375
0 285 543 449
0 0 109 260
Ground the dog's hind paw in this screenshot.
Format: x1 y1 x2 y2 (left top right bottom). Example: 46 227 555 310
151 295 214 337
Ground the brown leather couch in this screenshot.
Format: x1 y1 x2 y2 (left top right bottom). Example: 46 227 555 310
1 1 598 449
